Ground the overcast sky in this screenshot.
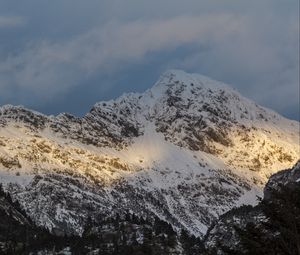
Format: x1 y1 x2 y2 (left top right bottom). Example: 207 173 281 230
0 0 299 120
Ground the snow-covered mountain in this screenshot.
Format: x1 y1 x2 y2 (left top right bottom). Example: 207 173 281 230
0 70 299 237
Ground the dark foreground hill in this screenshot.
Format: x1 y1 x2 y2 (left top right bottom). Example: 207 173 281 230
204 161 300 255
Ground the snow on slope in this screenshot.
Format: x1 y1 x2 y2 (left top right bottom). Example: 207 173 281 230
0 70 298 237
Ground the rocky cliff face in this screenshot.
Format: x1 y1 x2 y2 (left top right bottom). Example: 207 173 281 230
0 70 298 237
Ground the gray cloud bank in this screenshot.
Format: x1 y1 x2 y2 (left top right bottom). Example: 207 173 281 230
0 15 25 28
0 0 298 120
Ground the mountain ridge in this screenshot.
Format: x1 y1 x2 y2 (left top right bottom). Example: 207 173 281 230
1 69 297 123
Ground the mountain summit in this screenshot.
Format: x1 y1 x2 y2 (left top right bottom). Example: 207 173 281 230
0 70 299 237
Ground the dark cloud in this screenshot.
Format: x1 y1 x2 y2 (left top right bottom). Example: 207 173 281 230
0 0 298 120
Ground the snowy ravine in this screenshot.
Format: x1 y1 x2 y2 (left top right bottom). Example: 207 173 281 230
0 70 299 237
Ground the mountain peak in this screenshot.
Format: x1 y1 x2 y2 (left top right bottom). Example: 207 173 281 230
156 69 233 91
